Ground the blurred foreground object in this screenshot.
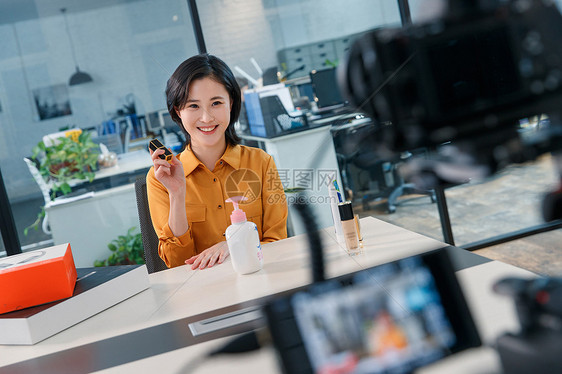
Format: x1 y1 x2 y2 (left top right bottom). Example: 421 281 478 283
339 0 562 189
493 276 562 374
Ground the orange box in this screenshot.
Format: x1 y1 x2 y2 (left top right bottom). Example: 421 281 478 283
0 244 77 314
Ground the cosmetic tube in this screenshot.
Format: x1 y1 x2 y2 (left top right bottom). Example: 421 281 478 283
338 201 360 254
354 214 363 247
328 184 345 243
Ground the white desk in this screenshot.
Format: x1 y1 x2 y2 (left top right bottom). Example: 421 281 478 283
46 184 141 267
0 218 535 373
68 150 152 189
46 151 153 267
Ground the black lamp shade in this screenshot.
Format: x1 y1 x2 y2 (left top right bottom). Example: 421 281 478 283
69 68 93 86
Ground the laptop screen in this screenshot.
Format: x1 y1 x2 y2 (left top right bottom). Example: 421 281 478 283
310 68 346 110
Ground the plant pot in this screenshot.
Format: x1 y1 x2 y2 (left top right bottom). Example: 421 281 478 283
49 161 79 175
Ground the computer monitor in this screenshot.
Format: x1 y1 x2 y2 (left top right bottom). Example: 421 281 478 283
295 82 315 103
145 109 179 133
157 110 178 131
310 67 346 111
145 111 163 133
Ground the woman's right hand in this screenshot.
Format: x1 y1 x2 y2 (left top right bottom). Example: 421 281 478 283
150 148 185 195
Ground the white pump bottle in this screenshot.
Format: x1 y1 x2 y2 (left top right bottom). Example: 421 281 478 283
225 196 263 274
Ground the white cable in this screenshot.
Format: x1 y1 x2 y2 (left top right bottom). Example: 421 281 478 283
250 58 263 76
234 66 259 87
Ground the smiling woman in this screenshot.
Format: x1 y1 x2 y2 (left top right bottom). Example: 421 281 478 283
166 54 242 153
175 77 232 169
146 54 288 270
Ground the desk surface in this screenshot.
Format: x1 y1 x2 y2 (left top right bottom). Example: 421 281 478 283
238 112 368 142
67 150 152 190
239 122 332 142
0 218 534 373
93 150 152 180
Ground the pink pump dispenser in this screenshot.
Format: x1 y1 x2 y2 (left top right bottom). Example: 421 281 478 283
224 195 263 274
226 196 248 224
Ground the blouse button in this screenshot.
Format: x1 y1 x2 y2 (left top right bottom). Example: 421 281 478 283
213 178 217 182
219 161 223 165
218 204 222 209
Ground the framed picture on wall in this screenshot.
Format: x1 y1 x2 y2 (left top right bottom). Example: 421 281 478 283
33 84 72 121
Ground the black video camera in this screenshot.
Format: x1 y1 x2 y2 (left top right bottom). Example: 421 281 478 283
340 0 562 184
493 276 562 374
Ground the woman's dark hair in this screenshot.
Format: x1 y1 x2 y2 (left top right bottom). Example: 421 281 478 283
166 54 241 149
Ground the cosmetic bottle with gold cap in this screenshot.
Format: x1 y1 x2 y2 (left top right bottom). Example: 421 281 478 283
338 201 360 255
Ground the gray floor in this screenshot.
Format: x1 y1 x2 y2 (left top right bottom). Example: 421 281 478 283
360 154 562 277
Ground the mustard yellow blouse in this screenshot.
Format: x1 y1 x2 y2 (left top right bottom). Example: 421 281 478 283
146 144 288 268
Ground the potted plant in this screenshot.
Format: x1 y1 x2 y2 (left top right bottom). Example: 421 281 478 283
94 227 145 266
25 131 100 234
32 131 99 197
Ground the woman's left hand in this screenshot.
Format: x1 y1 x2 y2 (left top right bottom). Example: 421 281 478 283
185 241 229 270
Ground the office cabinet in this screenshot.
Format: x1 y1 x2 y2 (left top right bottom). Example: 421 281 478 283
281 45 311 60
334 36 354 59
284 56 314 77
277 33 363 78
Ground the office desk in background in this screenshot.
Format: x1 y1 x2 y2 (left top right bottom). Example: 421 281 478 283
239 112 372 235
68 150 153 192
240 119 353 236
46 150 153 267
0 217 534 374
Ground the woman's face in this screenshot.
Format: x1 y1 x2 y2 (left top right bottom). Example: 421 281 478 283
176 77 232 151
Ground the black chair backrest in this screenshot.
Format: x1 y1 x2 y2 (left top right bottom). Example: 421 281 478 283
259 95 308 137
134 178 167 274
91 133 124 154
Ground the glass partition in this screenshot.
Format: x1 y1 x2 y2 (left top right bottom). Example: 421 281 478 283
0 0 198 258
193 0 562 262
195 0 400 83
3 0 558 274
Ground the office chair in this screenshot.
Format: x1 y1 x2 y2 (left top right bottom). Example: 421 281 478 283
91 133 124 154
259 95 308 137
262 66 280 86
134 178 167 274
332 121 435 213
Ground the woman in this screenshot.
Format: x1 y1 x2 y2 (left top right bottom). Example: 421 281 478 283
147 54 288 269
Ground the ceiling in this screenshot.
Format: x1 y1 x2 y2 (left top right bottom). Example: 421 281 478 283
0 0 141 25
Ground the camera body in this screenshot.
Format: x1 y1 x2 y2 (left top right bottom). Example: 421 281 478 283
494 277 562 374
341 0 562 173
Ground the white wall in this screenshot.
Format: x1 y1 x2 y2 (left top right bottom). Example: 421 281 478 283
198 0 280 82
198 0 400 83
269 0 400 48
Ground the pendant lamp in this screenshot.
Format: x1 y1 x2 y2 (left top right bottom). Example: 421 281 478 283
61 8 93 86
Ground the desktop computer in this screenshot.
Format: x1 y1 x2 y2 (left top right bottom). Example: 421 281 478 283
310 67 347 114
145 111 162 135
145 109 184 152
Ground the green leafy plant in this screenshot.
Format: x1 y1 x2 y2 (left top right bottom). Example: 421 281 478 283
32 131 99 197
25 131 100 235
324 59 338 68
284 187 306 194
94 227 145 267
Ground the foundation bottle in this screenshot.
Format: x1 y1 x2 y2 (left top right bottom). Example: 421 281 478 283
338 201 360 254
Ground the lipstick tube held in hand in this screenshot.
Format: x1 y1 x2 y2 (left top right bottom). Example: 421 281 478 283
149 139 173 163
